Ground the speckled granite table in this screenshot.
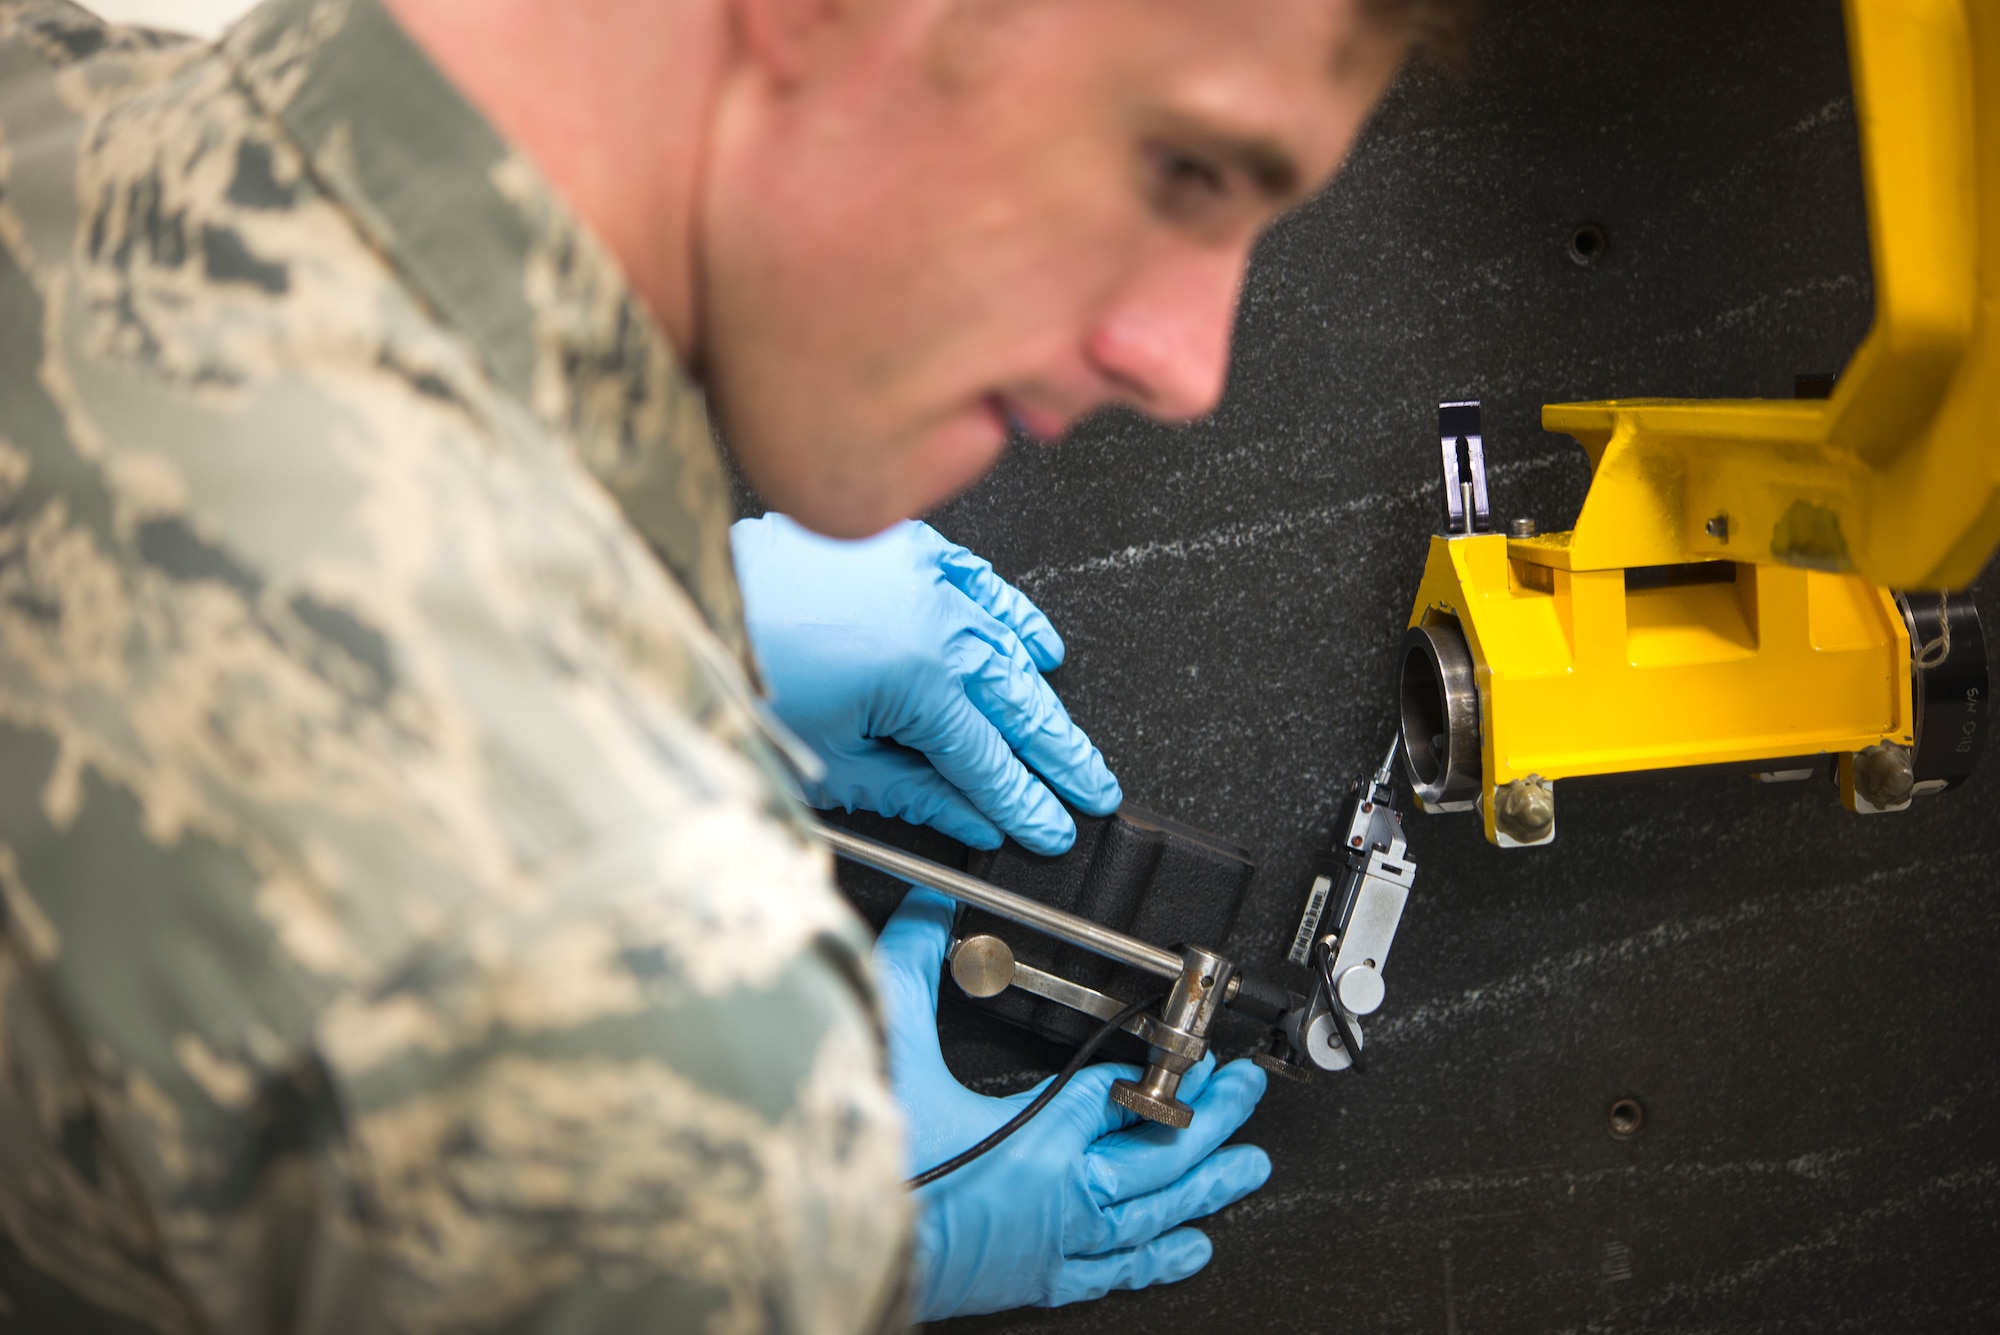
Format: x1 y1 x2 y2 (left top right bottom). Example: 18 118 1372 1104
794 0 2000 1328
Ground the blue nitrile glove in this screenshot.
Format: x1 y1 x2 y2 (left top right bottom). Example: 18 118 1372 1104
873 888 1272 1320
732 514 1121 854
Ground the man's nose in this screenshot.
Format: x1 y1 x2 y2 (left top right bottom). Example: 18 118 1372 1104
1083 244 1245 422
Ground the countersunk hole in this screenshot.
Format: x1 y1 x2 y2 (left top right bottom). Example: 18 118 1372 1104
1608 1096 1645 1138
1568 222 1608 267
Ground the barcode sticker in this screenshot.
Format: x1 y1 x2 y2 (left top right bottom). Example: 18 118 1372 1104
1287 874 1335 965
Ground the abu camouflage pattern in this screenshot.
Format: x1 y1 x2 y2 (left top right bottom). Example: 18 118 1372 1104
0 0 910 1330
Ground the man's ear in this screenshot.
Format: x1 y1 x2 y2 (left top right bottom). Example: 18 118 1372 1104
733 0 853 87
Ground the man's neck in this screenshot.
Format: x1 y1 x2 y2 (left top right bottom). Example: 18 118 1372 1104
381 0 728 370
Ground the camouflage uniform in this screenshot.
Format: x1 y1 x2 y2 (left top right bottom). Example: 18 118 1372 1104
0 0 910 1330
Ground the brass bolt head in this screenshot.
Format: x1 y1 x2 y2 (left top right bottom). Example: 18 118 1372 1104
1494 776 1555 843
1854 742 1915 809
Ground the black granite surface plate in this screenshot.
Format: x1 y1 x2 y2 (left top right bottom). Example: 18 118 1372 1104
773 0 2000 1328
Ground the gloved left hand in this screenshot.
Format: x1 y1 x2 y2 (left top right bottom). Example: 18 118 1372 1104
732 514 1121 854
873 887 1272 1320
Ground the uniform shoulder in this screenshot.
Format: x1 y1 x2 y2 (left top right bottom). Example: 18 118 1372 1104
0 0 201 83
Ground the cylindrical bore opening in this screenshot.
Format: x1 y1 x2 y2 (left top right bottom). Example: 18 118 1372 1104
1399 620 1480 806
1401 641 1450 790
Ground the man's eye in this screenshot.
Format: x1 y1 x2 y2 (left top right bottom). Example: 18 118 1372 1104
1147 144 1227 217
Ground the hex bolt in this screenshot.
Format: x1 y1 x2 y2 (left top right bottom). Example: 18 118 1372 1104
1493 776 1554 844
1854 741 1916 809
1508 517 1539 539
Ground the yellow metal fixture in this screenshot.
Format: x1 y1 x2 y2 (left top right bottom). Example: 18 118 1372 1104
1545 0 2000 591
1396 0 1997 847
1398 527 1970 846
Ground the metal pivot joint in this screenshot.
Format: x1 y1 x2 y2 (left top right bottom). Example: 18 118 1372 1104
1110 945 1236 1128
1438 400 1493 536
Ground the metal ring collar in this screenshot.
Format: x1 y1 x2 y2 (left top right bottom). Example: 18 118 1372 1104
1398 617 1482 809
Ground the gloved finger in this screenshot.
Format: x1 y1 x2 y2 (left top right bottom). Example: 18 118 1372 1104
989 1051 1211 1130
869 889 973 1138
1045 1228 1213 1307
1171 1052 1218 1104
827 748 1005 850
870 887 958 1016
1054 1055 1216 1173
958 623 1122 818
1085 1145 1271 1255
997 1060 1148 1142
888 685 1080 855
931 532 1067 673
873 889 1024 1180
1085 1059 1268 1204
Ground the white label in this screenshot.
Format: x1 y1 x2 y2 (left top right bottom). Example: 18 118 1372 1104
1287 874 1335 966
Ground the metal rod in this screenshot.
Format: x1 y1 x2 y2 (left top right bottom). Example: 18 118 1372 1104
1374 732 1402 788
817 823 1185 980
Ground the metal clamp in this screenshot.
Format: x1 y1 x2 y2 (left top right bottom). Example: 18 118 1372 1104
1263 738 1415 1077
825 823 1296 1127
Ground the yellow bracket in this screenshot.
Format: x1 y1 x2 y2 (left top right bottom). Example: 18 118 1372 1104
1401 0 1992 845
1406 534 1914 844
1545 0 2000 590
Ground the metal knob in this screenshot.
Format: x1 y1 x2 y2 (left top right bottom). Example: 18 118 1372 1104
1298 1010 1358 1072
1251 1045 1317 1084
949 935 1016 999
1109 1069 1195 1128
1335 965 1386 1016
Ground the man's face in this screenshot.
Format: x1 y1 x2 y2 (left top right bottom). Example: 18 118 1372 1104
701 0 1404 538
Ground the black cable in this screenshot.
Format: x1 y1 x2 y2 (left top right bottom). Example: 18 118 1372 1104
907 992 1164 1190
1316 946 1368 1074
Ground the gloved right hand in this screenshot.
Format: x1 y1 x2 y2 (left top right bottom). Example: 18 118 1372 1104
873 887 1272 1320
